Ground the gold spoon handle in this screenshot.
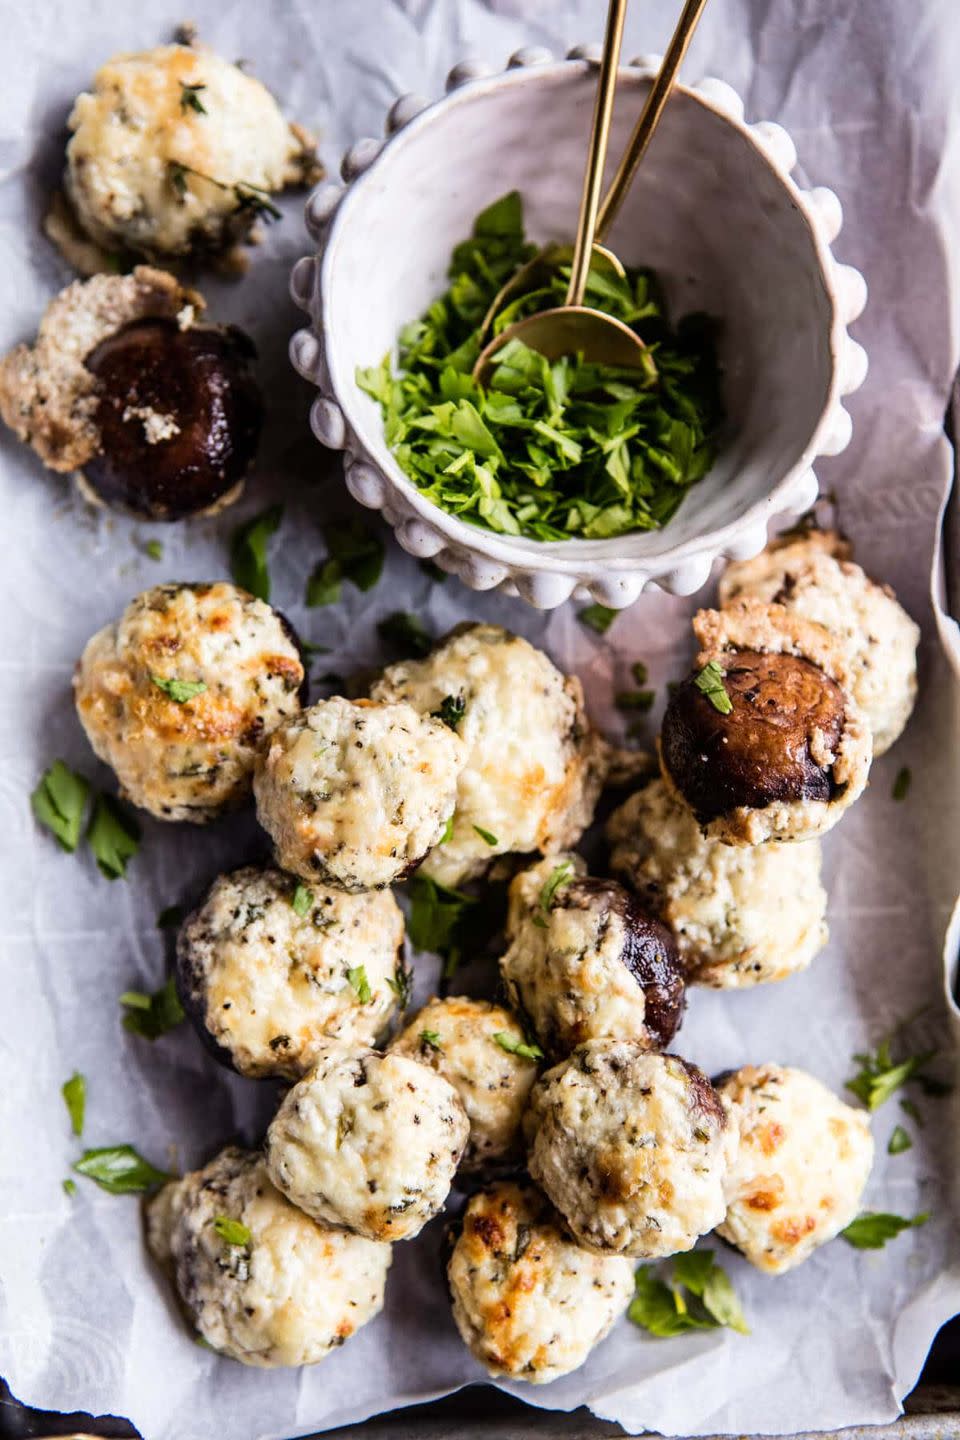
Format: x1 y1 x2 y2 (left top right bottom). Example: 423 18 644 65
597 0 709 239
566 0 629 307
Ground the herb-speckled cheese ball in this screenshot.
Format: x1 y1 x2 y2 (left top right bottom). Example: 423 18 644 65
253 696 466 891
146 1146 390 1367
176 866 406 1079
716 1064 874 1274
370 624 606 886
63 44 318 261
265 1044 469 1241
448 1181 634 1383
391 997 538 1169
719 531 919 756
74 582 305 822
501 854 685 1055
527 1042 735 1258
607 779 828 987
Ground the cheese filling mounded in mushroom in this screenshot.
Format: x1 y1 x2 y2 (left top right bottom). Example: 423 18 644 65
370 623 607 886
253 696 466 892
74 582 305 823
391 997 538 1169
62 43 319 261
717 1064 874 1274
447 1181 635 1383
176 866 406 1079
660 601 872 845
500 854 685 1055
145 1146 391 1367
265 1044 470 1241
527 1041 736 1258
607 778 828 987
719 530 919 756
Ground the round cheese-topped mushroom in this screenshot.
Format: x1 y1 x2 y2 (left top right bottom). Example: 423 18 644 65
527 1042 735 1258
74 582 305 822
717 1064 874 1274
448 1181 634 1383
63 43 318 260
176 866 406 1078
370 623 606 886
500 854 684 1055
253 696 466 891
660 602 872 844
719 531 919 756
145 1146 390 1367
392 997 538 1169
265 1044 469 1241
607 779 828 987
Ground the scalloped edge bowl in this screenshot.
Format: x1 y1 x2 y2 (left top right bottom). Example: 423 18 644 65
290 47 868 610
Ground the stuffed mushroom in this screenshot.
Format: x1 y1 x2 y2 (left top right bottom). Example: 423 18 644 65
176 866 406 1078
370 623 606 886
447 1181 634 1383
391 997 538 1169
56 42 319 266
660 601 872 844
716 1064 874 1273
607 778 828 987
253 696 466 891
719 530 919 756
74 582 305 822
0 268 261 520
527 1041 736 1258
265 1043 469 1241
146 1145 391 1366
500 853 685 1055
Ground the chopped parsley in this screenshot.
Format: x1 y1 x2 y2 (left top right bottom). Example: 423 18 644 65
87 794 141 880
386 961 412 1010
533 859 574 928
230 504 283 603
846 1016 945 1112
144 539 164 561
841 1211 929 1250
355 191 722 542
438 813 455 845
420 1029 444 1053
62 1072 86 1137
62 1178 77 1197
73 1145 172 1194
406 875 477 958
377 611 433 657
119 976 184 1040
616 688 655 712
629 1249 749 1337
179 80 208 115
892 766 912 801
432 694 466 731
306 520 385 606
694 661 733 715
212 1216 252 1248
150 674 207 704
290 884 313 918
168 162 281 222
32 760 90 852
473 824 498 846
631 661 649 685
347 965 372 1004
579 603 618 635
492 1031 543 1062
887 1125 912 1155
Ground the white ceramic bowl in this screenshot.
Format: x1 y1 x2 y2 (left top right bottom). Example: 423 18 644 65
290 49 867 610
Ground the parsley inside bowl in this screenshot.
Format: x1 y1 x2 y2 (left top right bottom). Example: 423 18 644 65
307 60 861 609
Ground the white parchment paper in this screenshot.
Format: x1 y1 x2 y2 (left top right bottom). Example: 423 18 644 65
1 2 959 1437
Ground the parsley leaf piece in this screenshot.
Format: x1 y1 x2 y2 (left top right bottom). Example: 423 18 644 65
32 761 90 852
492 1031 544 1062
671 1250 750 1334
580 604 618 635
533 860 574 927
438 813 455 845
347 965 372 1004
73 1145 172 1194
386 961 412 1010
694 661 733 714
629 1251 749 1337
120 976 184 1040
432 694 466 730
291 884 313 918
179 80 207 114
892 766 912 801
62 1178 77 1197
378 611 433 657
406 875 478 956
631 661 649 685
230 504 283 602
841 1211 929 1250
305 559 342 607
311 520 385 602
157 905 185 930
846 1018 941 1112
150 674 207 704
616 689 655 712
87 794 141 880
144 539 163 561
213 1216 251 1247
233 181 282 223
420 1029 444 1053
473 824 498 846
62 1072 86 1137
888 1125 912 1155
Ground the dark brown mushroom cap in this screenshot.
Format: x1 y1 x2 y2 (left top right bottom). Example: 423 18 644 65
83 317 262 520
661 649 847 824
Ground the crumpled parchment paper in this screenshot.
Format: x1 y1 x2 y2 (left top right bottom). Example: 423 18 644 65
1 2 959 1438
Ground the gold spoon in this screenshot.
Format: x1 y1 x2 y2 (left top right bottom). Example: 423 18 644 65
472 0 645 386
473 0 710 381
